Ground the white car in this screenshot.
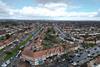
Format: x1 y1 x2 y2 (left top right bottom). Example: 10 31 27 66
62 58 65 61
11 46 13 48
72 62 77 65
88 54 91 57
75 53 79 56
1 63 7 67
6 60 10 65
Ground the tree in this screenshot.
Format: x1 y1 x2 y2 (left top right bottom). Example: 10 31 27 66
5 34 10 39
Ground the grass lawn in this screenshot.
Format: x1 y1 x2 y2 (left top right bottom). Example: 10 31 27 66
84 43 96 48
4 34 32 61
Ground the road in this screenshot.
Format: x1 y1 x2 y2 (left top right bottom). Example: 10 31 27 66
0 29 28 56
54 24 83 43
54 24 74 42
68 45 100 66
0 28 33 66
54 24 100 66
6 26 44 67
0 34 29 65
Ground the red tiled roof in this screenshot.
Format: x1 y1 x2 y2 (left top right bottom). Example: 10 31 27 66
95 56 100 64
0 38 12 47
0 30 6 35
22 47 33 57
22 46 64 59
0 42 4 46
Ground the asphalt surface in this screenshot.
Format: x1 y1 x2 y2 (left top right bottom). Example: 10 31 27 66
0 32 29 66
54 24 82 43
69 45 100 66
6 27 44 67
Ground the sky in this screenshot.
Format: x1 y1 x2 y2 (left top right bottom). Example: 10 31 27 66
0 0 100 20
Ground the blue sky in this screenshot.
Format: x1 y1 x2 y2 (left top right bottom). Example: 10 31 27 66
0 0 100 20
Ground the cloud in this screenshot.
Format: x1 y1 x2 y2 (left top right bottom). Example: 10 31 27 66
13 3 68 17
35 0 68 4
16 4 97 17
0 1 14 16
95 9 100 17
0 1 9 15
0 0 100 20
43 3 68 10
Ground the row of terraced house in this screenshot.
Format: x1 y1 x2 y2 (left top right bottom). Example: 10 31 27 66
21 45 66 65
